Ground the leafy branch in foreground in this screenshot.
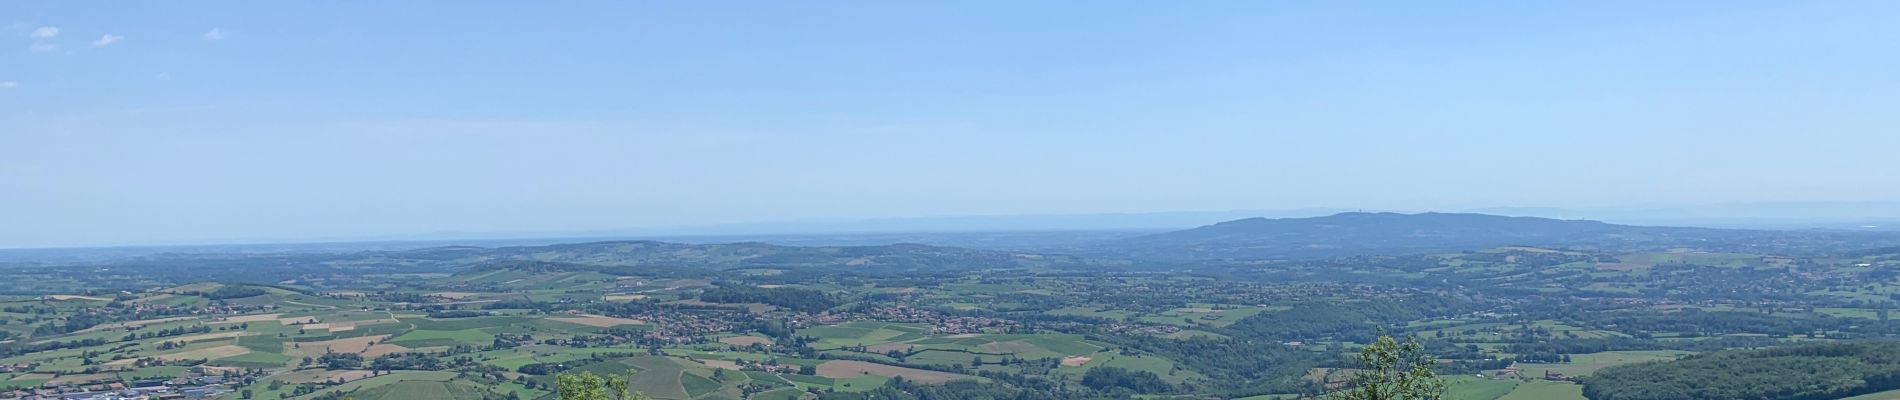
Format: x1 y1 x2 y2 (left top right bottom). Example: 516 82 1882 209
1327 335 1444 400
555 370 650 400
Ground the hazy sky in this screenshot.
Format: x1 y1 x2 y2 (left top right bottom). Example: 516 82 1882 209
4 1 1900 248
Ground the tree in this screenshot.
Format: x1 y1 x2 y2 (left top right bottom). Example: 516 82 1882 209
1081 366 1173 393
1327 335 1444 400
555 371 650 400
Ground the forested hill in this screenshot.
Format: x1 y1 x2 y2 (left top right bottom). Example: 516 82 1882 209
1092 212 1900 260
1583 341 1900 400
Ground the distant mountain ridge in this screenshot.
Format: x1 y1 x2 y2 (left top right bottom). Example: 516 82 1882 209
1093 212 1900 260
16 215 1900 283
378 240 1097 273
15 212 1900 272
1149 212 1617 241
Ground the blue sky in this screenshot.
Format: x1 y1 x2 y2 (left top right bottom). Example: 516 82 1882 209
4 1 1899 247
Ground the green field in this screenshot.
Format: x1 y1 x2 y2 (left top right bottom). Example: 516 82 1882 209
802 321 930 350
1496 380 1584 400
1514 350 1692 378
286 371 463 400
1051 351 1204 384
1443 376 1520 400
352 380 487 399
387 328 494 348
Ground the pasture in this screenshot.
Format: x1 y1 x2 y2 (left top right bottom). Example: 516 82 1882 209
1496 380 1584 400
1513 350 1692 378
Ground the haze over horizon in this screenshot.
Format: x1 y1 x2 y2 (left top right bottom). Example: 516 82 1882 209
9 203 1900 250
7 1 1900 248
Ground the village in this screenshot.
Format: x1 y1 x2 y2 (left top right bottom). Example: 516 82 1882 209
0 371 238 400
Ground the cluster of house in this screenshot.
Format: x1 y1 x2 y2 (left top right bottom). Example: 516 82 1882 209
546 309 754 346
802 312 851 326
733 359 801 374
849 306 1018 335
1103 322 1180 337
633 311 743 343
522 309 756 347
1485 366 1573 382
1 376 227 400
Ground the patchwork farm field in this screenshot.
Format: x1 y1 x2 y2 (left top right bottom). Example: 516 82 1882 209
6 236 1900 400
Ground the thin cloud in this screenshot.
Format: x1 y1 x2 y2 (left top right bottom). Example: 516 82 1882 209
0 81 17 89
202 28 225 41
29 26 58 38
91 34 122 47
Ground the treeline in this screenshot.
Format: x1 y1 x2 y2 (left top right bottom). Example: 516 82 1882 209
698 285 837 313
1583 341 1900 400
1593 309 1841 337
199 286 269 300
1092 334 1321 396
122 324 213 341
311 352 449 371
481 300 547 310
426 310 488 319
1502 336 1782 355
0 337 109 357
33 312 111 335
1080 366 1172 393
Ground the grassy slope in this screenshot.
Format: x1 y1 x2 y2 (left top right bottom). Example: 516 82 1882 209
1497 381 1584 400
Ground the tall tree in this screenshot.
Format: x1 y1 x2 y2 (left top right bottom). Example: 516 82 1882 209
1328 335 1445 400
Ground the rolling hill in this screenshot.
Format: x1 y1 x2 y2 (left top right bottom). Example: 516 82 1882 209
1092 212 1900 260
443 240 1099 272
